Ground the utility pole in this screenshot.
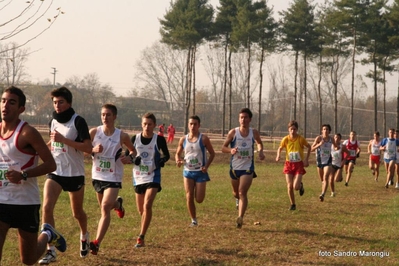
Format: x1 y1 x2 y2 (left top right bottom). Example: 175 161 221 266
51 67 57 87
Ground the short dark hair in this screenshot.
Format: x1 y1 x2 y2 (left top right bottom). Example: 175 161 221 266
142 112 156 124
189 115 201 124
4 86 26 107
239 108 252 118
102 103 117 115
322 124 331 132
335 133 342 139
288 120 298 129
51 86 73 104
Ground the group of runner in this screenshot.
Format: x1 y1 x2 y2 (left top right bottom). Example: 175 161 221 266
277 121 399 211
0 86 266 265
1 85 396 265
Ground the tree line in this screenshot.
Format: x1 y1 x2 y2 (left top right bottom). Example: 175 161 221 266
2 0 399 139
149 0 399 136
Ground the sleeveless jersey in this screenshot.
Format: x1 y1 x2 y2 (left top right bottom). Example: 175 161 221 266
91 126 123 182
0 121 40 205
383 138 397 160
280 135 309 162
133 134 161 185
50 113 85 176
316 136 333 165
371 140 381 156
331 144 343 168
183 134 206 171
230 128 254 171
343 139 359 161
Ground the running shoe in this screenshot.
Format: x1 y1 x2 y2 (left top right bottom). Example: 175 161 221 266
330 192 336 197
319 194 324 202
395 183 399 189
299 182 305 196
115 196 125 218
189 221 198 227
90 240 100 255
135 237 145 248
289 204 296 211
39 249 56 265
41 223 67 252
236 216 243 229
80 232 89 257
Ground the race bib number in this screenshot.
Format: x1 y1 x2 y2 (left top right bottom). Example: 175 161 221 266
136 160 154 175
237 148 251 159
0 162 21 188
94 156 115 173
321 149 330 158
51 141 68 153
288 152 301 162
349 150 356 157
185 156 201 170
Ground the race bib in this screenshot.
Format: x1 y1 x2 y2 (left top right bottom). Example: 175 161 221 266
51 141 68 153
94 156 115 173
288 152 301 162
237 148 251 159
321 149 330 158
136 160 154 175
0 162 21 188
185 156 201 170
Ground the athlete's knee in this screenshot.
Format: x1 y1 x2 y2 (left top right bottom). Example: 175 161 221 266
195 197 205 204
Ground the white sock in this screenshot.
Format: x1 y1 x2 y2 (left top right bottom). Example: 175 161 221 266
80 232 88 241
41 230 52 243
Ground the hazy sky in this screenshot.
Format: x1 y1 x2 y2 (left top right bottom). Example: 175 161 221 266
4 0 309 96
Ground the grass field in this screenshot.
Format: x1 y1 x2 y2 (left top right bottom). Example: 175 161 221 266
2 138 399 265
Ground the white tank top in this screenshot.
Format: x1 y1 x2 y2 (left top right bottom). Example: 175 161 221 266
316 136 333 165
371 140 381 156
383 139 397 160
183 133 206 171
230 127 254 171
0 121 40 204
92 126 123 182
50 113 85 176
331 144 342 167
133 133 158 185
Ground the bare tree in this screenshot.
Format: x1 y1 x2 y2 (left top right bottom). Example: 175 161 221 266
134 41 187 112
0 0 64 51
0 42 29 86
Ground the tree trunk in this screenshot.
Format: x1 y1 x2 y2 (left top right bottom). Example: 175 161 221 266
228 49 233 131
192 45 197 115
258 47 265 132
247 40 251 108
317 53 322 132
351 30 357 131
304 52 307 138
373 48 377 132
222 38 228 137
184 48 192 134
294 50 298 120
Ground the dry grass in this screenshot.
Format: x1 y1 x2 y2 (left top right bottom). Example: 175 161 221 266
2 139 399 265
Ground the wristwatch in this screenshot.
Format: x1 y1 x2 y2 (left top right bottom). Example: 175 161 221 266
20 171 28 181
